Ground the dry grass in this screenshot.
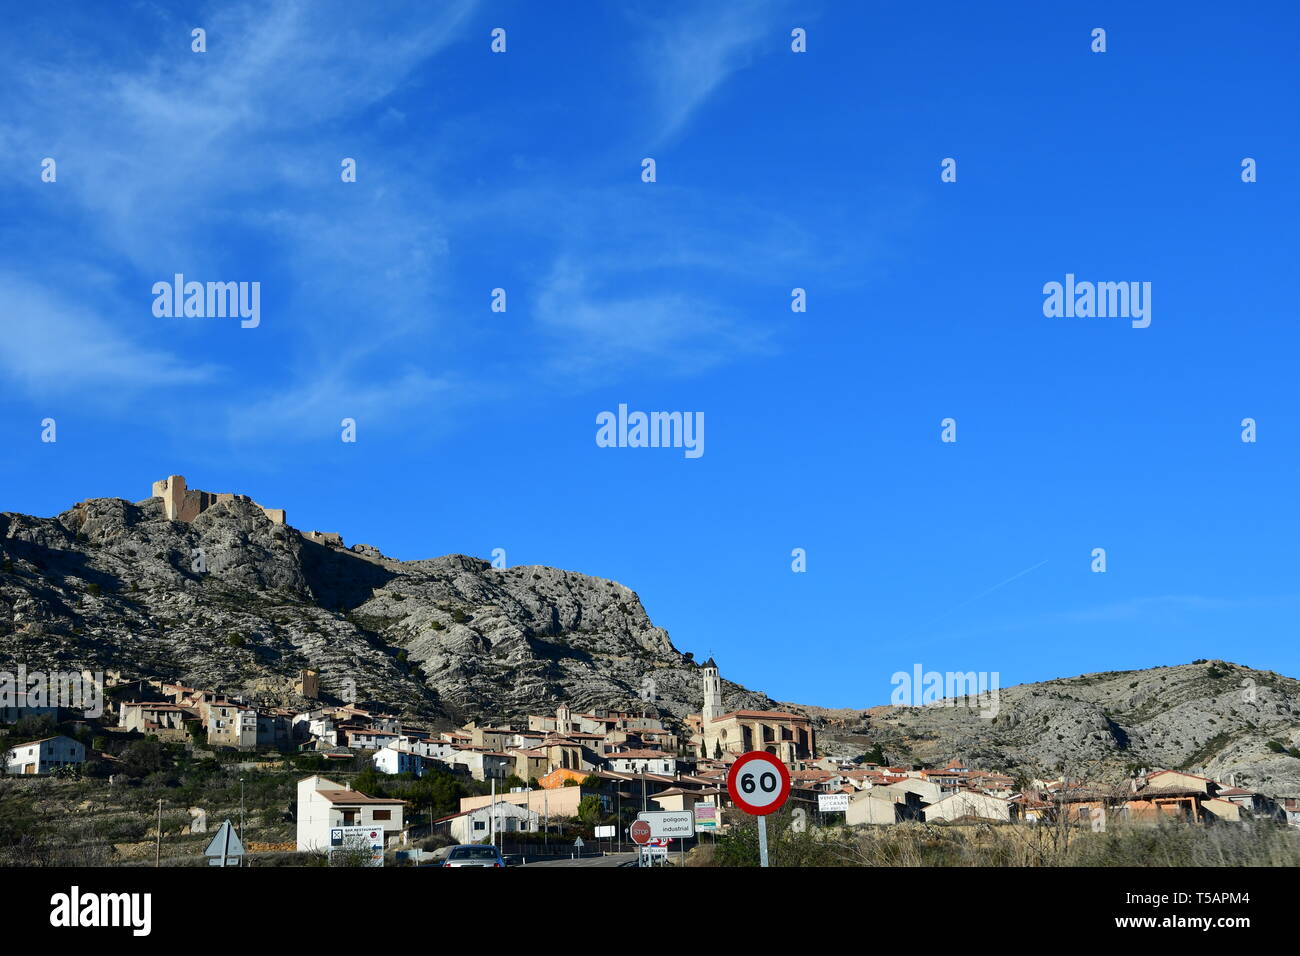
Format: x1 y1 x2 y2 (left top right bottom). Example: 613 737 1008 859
711 810 1300 867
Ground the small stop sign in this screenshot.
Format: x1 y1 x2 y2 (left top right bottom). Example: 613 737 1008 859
629 820 652 845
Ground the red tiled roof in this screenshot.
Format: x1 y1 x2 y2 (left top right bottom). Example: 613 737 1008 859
607 749 673 759
712 709 809 722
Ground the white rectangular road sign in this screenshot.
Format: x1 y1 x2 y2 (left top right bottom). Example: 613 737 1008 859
817 793 851 812
330 825 385 866
637 810 695 838
594 825 616 839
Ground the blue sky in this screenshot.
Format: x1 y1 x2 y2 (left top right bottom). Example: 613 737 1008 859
2 1 1297 708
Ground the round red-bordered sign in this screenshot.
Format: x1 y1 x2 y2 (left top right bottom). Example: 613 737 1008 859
726 751 791 815
629 820 652 845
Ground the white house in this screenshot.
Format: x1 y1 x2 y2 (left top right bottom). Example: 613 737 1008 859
372 747 428 777
5 735 86 775
603 749 676 775
295 775 406 852
391 736 456 760
433 800 540 844
880 777 945 806
922 790 1015 823
846 788 906 825
343 728 401 750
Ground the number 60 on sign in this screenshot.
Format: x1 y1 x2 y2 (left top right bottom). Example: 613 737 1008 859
726 751 791 816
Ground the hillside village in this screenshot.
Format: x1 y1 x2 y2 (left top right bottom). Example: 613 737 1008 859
5 655 1299 866
3 477 1300 865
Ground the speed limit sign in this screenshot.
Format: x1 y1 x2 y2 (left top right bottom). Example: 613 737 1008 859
727 751 791 816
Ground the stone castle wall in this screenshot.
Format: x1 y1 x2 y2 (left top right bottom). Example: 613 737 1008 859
151 475 287 526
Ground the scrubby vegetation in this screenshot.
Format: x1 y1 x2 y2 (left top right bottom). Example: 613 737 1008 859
0 723 501 866
708 810 1300 867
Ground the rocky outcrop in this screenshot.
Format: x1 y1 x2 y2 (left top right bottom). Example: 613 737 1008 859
4 491 1298 798
0 494 771 726
794 661 1300 798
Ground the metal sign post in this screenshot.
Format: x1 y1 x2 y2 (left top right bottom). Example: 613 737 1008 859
726 751 791 869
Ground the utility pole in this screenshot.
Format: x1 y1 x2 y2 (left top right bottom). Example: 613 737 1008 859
239 777 245 850
154 798 162 867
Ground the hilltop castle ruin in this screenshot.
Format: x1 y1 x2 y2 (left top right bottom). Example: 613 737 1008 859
149 476 353 549
151 475 286 526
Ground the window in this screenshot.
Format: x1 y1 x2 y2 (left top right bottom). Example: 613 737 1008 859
372 810 391 821
449 846 499 861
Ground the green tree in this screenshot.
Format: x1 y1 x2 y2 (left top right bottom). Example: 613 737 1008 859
121 738 165 779
860 744 886 765
577 794 602 823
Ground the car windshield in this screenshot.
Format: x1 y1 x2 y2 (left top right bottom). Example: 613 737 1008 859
450 847 499 860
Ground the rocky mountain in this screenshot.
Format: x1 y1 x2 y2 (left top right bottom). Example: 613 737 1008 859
794 661 1300 798
0 491 775 728
5 487 1300 799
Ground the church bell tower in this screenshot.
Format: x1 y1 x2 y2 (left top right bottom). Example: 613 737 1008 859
702 658 722 725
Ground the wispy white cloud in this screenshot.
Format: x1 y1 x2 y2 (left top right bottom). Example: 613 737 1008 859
0 274 219 393
0 0 847 444
224 366 460 441
534 258 769 383
0 1 476 433
632 1 795 144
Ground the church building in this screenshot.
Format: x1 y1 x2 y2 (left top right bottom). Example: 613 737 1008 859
691 658 816 763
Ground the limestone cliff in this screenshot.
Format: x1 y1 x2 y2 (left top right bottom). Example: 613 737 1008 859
4 489 1299 800
0 493 773 727
794 661 1300 798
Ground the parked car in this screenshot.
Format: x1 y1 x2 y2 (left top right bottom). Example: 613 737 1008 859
441 844 506 867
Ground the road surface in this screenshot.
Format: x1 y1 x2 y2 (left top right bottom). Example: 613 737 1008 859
520 852 639 867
